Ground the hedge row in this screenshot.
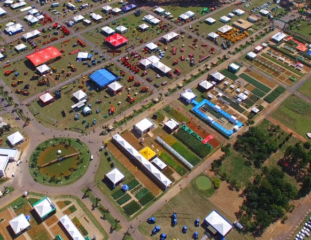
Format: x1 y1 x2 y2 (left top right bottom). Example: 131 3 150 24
127 179 139 189
252 88 266 98
171 142 201 166
175 128 211 159
220 69 239 80
139 192 155 206
135 188 150 200
117 194 131 205
112 189 125 200
123 201 141 216
264 86 286 103
159 152 187 176
239 73 271 93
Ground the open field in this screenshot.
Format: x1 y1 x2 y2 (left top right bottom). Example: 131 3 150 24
298 77 311 97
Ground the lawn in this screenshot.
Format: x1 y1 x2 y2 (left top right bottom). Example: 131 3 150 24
298 77 311 97
163 105 190 122
239 73 271 93
171 142 201 166
271 95 311 139
288 19 311 39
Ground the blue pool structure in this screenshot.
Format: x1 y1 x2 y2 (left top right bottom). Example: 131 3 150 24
191 99 243 137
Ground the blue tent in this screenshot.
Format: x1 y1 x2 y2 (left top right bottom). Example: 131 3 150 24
182 226 187 233
26 215 31 221
128 4 136 9
193 232 198 239
90 69 119 89
122 5 130 11
152 225 161 234
160 233 167 240
148 217 155 223
195 219 200 227
122 184 129 191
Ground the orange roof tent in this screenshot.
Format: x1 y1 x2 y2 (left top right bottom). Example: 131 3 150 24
27 46 62 66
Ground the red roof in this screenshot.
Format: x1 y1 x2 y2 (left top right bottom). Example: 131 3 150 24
105 34 128 47
27 46 62 66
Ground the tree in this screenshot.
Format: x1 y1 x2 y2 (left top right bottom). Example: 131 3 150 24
300 176 311 196
95 197 101 207
103 208 110 219
0 86 3 93
84 187 91 197
7 96 13 105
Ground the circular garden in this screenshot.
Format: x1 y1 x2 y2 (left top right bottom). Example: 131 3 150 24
29 138 91 186
196 176 212 190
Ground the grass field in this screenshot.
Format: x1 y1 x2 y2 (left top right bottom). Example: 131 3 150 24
288 19 311 39
298 77 311 97
272 95 311 139
195 175 211 190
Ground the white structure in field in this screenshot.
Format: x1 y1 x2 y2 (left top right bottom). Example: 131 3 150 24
152 157 167 170
134 118 154 135
218 25 232 34
205 210 233 237
199 80 213 91
9 214 30 235
60 215 84 240
211 72 225 82
105 168 125 187
7 131 24 146
33 197 56 219
180 89 197 104
164 118 179 132
73 90 87 102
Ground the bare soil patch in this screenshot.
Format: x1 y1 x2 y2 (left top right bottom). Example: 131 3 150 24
45 215 58 227
245 69 276 88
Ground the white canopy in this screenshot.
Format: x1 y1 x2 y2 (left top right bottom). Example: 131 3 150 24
135 118 154 134
36 14 44 20
162 32 179 42
208 32 219 39
73 90 87 101
229 63 240 71
150 18 161 25
22 29 40 40
7 131 24 146
155 7 165 13
205 211 232 236
140 58 152 68
112 7 121 13
272 32 286 42
185 10 195 17
0 53 4 59
33 197 55 218
15 43 27 51
205 17 216 24
108 81 122 91
28 8 38 15
260 9 269 15
138 23 149 30
218 25 232 33
102 26 115 35
152 61 171 73
211 72 225 81
199 80 213 90
5 23 23 33
72 15 84 22
102 5 112 11
90 13 102 21
39 92 54 103
146 42 158 50
143 14 155 22
152 157 167 170
220 16 231 23
179 14 189 20
247 51 257 59
234 9 245 16
77 51 89 59
116 25 127 33
106 168 125 185
9 214 30 235
36 64 50 73
147 55 160 63
24 15 39 23
181 90 196 102
4 0 13 5
165 118 179 130
82 106 91 114
83 19 91 25
0 7 7 15
11 1 26 9
60 215 84 240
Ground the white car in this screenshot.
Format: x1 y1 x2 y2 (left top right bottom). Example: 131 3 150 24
90 155 93 160
12 172 15 177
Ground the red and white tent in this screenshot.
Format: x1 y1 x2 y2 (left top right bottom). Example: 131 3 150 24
27 46 62 66
39 92 54 104
105 34 128 48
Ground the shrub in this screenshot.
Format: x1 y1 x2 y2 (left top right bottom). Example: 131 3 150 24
127 179 139 189
160 152 187 176
303 142 311 149
135 188 150 200
112 189 125 200
171 142 201 166
123 201 141 216
213 177 221 189
117 194 131 205
139 192 155 205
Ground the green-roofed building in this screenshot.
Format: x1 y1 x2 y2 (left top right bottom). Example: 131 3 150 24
32 197 56 219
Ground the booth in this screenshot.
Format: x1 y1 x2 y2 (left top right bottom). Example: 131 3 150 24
107 81 123 95
134 118 154 136
102 26 115 36
164 118 179 133
198 80 213 91
36 64 50 75
7 131 24 147
73 90 87 102
116 25 127 34
105 33 128 48
211 72 225 82
180 89 197 104
205 17 216 24
39 92 54 105
105 168 125 187
9 214 30 235
33 197 56 219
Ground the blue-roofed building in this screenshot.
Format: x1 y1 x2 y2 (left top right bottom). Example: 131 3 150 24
90 69 120 90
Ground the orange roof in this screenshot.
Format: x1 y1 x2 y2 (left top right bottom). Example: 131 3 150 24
27 46 62 66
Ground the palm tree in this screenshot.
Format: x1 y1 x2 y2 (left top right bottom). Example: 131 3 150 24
84 187 91 197
114 218 120 229
95 197 101 207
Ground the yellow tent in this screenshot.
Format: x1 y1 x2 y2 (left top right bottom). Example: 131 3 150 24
139 147 156 160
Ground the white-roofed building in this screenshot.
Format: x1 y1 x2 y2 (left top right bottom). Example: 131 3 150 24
143 14 155 22
252 107 260 114
39 92 54 105
22 29 41 40
271 32 286 43
228 13 235 18
164 118 179 133
138 23 149 31
7 131 24 146
179 14 189 21
0 148 19 161
150 17 161 25
113 134 172 189
116 25 127 33
152 157 167 171
83 19 92 25
205 210 233 237
15 43 27 52
0 7 7 16
105 168 125 187
205 17 216 24
185 10 195 18
208 32 219 39
155 7 165 14
0 154 10 177
90 13 102 21
73 90 87 101
180 89 197 104
134 118 154 136
211 72 225 82
199 80 213 91
218 25 232 33
152 61 171 74
162 32 179 42
254 45 263 53
11 1 26 9
260 9 269 16
220 16 231 23
146 42 158 51
112 7 121 14
102 5 112 12
107 81 123 95
147 55 160 64
247 51 257 60
28 8 38 15
24 15 39 24
72 15 84 23
33 197 56 219
228 63 240 73
77 51 91 60
139 58 153 69
9 214 30 235
36 64 50 74
59 215 84 240
5 23 23 35
234 9 245 16
101 26 115 35
4 0 13 6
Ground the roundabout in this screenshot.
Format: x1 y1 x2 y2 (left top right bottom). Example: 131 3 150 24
29 138 91 186
195 175 212 191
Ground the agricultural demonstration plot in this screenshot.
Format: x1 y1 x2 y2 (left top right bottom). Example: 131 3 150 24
298 77 311 97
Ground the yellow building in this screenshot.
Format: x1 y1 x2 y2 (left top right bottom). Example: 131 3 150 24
139 147 156 160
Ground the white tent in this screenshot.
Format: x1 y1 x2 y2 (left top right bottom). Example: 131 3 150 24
73 90 87 101
234 9 245 16
102 5 112 12
152 157 167 170
162 32 179 42
90 13 102 21
208 32 219 39
15 43 27 52
0 155 9 177
150 18 161 25
24 15 39 24
112 7 121 13
247 51 257 59
164 118 179 131
152 61 171 73
134 118 154 135
36 64 50 74
22 29 40 40
77 51 89 59
260 9 269 16
116 25 127 33
33 197 55 219
105 168 125 186
180 89 196 103
9 214 30 235
39 92 54 104
60 215 84 240
218 25 232 33
0 7 7 16
199 80 213 90
83 19 91 25
4 0 13 5
72 15 84 22
205 211 232 236
11 1 26 9
185 10 195 17
138 23 149 30
211 72 225 82
28 8 38 15
36 14 44 20
5 23 23 34
205 17 216 24
7 131 24 146
179 14 189 20
220 16 231 23
143 14 155 22
108 81 122 92
140 58 152 69
146 42 158 51
0 53 4 59
272 32 286 42
155 7 165 14
82 106 91 115
147 55 160 63
101 26 115 35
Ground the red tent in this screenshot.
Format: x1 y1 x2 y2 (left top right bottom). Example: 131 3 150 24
27 46 62 66
105 34 128 48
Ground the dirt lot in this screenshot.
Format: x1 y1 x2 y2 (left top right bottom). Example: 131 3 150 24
45 215 58 227
244 69 276 88
0 209 26 240
50 223 70 240
56 201 70 209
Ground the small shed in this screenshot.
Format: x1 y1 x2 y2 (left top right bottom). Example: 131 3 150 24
220 16 230 23
107 81 123 95
116 25 127 34
205 17 216 24
36 64 50 75
211 72 225 82
180 89 197 104
164 118 179 133
73 90 87 102
7 131 24 147
246 51 257 60
105 168 125 187
101 26 115 36
152 157 167 171
228 63 240 73
134 118 154 136
39 92 54 105
199 80 213 91
146 42 158 51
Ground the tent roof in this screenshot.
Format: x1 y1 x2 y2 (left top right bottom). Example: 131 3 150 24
112 7 121 12
24 15 39 23
7 131 24 146
5 23 23 33
179 14 189 20
247 51 257 58
150 18 161 24
138 23 149 30
220 16 230 22
199 80 213 90
106 168 125 184
102 26 115 34
272 32 286 42
211 72 225 81
205 17 216 23
162 32 179 41
77 51 89 59
147 55 160 63
143 14 155 21
218 25 232 33
152 61 171 73
102 5 112 11
36 64 50 73
205 211 232 236
28 8 38 14
146 42 158 50
208 32 219 38
0 7 6 15
164 118 179 130
73 90 87 101
90 69 118 87
155 7 165 13
105 33 128 47
72 15 84 22
15 43 27 51
181 90 196 101
82 106 91 114
9 214 30 235
140 58 152 66
108 81 122 91
90 13 102 20
260 9 269 15
33 197 55 218
60 215 84 240
234 9 245 15
139 147 156 160
27 46 61 66
135 118 154 133
22 29 40 40
152 157 167 170
39 92 54 103
185 10 195 17
116 25 127 32
229 63 240 70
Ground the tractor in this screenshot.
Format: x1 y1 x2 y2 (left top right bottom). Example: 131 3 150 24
134 81 141 87
127 95 135 103
141 86 149 92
